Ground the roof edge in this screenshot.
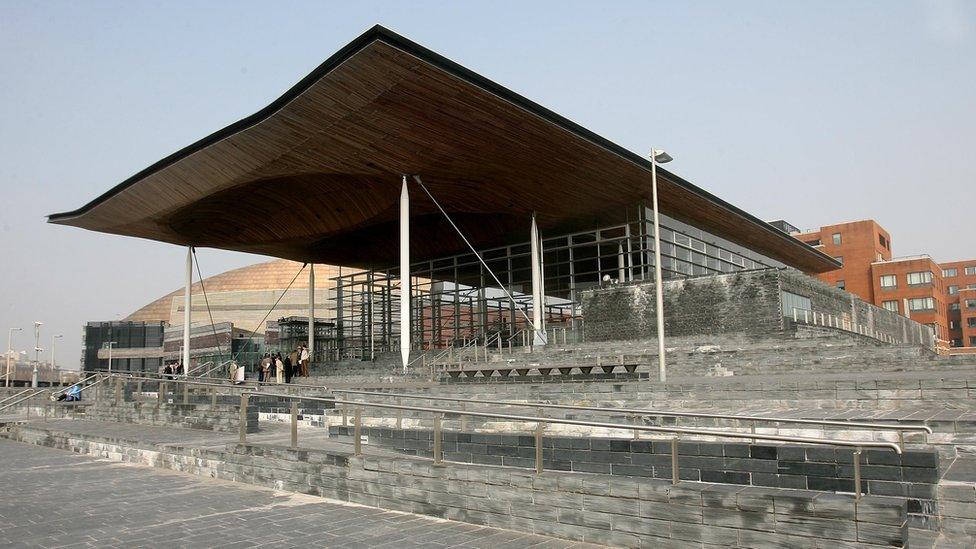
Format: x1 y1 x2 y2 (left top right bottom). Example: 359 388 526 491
47 24 837 271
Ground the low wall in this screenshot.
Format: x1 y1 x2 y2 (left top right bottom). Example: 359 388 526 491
581 269 935 348
581 270 783 341
73 400 258 433
331 425 938 528
779 270 935 348
2 424 909 548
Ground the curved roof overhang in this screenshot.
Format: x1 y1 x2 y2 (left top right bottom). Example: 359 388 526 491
49 25 839 273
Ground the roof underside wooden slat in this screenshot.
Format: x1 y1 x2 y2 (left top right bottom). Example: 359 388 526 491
49 25 838 273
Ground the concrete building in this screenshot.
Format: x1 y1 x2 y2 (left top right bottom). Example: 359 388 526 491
782 219 973 348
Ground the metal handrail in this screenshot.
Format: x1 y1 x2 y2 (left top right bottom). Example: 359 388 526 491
245 390 902 453
332 388 932 442
0 389 48 413
50 374 100 398
242 388 896 499
0 388 36 407
197 359 236 379
187 360 214 376
102 372 333 393
790 307 900 345
112 374 250 391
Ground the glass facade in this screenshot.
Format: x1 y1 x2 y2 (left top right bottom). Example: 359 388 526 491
333 204 784 359
82 321 165 373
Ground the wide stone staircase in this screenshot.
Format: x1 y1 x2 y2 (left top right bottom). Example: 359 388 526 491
2 330 976 547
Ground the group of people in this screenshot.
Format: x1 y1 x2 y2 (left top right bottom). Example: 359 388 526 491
257 345 310 384
161 362 184 379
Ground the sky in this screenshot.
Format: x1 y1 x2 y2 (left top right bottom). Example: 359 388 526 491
1 1 973 368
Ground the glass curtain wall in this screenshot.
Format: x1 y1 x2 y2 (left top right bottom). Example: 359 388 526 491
332 204 781 360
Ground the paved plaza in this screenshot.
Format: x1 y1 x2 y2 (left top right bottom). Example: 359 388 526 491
0 439 599 548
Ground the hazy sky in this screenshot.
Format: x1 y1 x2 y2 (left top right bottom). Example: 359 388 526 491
1 1 973 368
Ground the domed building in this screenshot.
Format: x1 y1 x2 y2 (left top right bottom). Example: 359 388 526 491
82 259 346 373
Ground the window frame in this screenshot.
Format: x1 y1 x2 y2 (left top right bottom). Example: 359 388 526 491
906 271 934 286
908 297 936 311
879 274 897 288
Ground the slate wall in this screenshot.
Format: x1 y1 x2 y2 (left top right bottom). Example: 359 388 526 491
4 424 909 548
581 268 935 348
581 270 783 341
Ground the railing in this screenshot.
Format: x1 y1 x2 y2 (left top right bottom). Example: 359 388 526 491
186 361 214 377
50 374 101 399
790 307 901 345
331 389 931 451
0 388 48 416
196 359 235 379
98 371 335 397
241 390 901 499
0 388 38 409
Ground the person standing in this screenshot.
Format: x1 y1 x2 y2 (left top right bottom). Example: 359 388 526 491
260 354 271 384
275 354 284 384
233 361 245 385
299 345 310 377
284 353 293 384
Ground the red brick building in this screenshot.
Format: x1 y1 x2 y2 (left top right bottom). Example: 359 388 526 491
783 220 973 349
941 261 976 348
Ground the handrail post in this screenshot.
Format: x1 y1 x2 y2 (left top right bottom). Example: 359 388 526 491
631 414 640 440
433 413 443 464
460 401 467 432
671 436 680 485
114 377 121 406
183 380 189 404
535 420 545 474
157 381 164 409
211 386 217 408
354 407 362 456
238 393 249 444
136 379 143 399
290 401 299 449
342 401 348 427
395 397 402 429
898 431 905 452
853 447 862 500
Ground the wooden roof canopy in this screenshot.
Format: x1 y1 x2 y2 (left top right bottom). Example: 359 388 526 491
49 25 839 273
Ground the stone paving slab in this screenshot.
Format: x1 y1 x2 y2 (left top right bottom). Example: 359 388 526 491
0 438 600 548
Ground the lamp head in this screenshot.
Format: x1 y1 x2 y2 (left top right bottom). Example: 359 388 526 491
650 149 673 164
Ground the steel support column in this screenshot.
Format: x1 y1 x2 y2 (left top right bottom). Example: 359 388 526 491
399 176 410 373
531 213 547 346
308 264 314 365
183 247 192 376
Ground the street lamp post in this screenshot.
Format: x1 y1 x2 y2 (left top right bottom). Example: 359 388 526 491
6 327 22 388
106 341 117 374
51 334 63 372
649 149 673 383
32 321 43 388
